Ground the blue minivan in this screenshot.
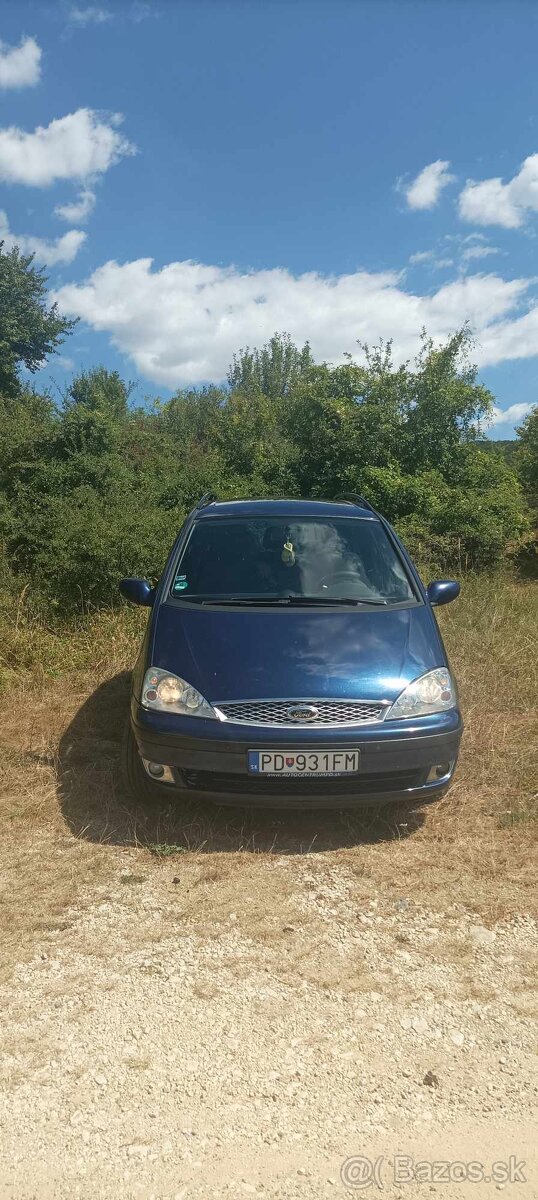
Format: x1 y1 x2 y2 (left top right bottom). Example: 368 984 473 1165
120 494 463 809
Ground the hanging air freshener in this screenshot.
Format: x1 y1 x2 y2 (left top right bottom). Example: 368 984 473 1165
282 540 295 565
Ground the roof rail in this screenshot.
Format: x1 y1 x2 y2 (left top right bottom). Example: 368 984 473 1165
196 492 218 510
334 491 378 515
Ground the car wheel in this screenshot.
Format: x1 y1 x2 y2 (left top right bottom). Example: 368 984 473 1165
121 718 170 803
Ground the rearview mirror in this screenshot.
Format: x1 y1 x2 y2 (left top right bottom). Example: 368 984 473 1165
427 580 460 607
119 577 155 607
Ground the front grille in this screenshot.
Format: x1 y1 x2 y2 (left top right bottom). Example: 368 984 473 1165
215 700 387 726
182 769 422 796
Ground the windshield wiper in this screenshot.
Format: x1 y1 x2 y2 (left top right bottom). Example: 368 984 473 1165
198 594 388 607
200 596 288 606
172 594 282 605
286 595 389 606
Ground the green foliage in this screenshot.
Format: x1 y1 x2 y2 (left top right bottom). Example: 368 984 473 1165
228 331 314 397
511 406 538 578
279 330 525 569
510 533 538 579
480 438 519 468
0 300 532 616
516 405 538 504
0 243 76 396
397 328 493 472
1 370 189 611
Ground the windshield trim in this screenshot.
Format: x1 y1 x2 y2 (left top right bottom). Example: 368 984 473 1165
167 513 421 607
165 594 420 612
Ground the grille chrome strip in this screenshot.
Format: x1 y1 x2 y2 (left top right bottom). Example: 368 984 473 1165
213 698 390 727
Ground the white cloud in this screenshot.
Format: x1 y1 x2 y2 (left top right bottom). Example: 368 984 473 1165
55 187 96 223
489 402 533 427
0 35 41 89
130 1 154 19
461 243 499 263
67 6 113 25
0 209 86 266
459 154 538 229
52 256 536 387
404 160 455 211
409 249 455 269
409 250 434 264
477 304 538 366
459 178 522 229
55 355 75 371
411 234 499 272
66 2 154 25
0 108 135 187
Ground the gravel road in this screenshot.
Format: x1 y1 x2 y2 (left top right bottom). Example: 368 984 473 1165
1 852 537 1199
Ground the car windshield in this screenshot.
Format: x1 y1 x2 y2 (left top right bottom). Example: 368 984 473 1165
170 516 415 604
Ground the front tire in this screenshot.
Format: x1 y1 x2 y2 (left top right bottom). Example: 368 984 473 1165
121 718 170 803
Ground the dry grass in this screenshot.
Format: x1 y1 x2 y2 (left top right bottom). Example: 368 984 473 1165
0 574 537 980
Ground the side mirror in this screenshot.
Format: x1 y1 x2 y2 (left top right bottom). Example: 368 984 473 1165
119 577 155 607
427 579 460 607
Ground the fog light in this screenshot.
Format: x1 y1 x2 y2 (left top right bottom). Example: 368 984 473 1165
426 762 454 783
142 760 175 783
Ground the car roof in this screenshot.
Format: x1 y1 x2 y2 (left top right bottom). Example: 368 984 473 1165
194 498 379 521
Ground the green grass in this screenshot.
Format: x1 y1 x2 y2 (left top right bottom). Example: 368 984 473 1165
1 567 536 829
147 843 188 857
0 594 146 689
0 568 536 983
438 570 538 825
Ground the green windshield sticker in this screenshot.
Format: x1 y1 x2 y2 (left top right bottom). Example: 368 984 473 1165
173 576 188 591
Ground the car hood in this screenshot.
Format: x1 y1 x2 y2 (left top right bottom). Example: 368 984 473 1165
149 602 445 703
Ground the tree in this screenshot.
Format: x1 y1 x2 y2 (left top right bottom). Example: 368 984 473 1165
217 389 297 494
398 328 493 472
0 327 531 615
516 405 538 504
64 366 132 418
280 329 524 565
228 332 313 397
0 244 76 396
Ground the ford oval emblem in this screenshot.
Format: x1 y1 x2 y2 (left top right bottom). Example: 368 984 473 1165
287 704 319 722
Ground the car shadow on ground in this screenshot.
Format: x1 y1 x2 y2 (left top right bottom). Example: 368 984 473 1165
57 672 426 853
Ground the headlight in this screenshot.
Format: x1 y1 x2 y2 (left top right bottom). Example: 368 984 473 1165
387 667 456 720
141 668 217 719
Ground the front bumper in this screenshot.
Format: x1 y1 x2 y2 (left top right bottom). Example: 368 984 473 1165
131 701 463 809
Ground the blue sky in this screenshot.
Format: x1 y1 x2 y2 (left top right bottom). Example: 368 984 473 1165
2 0 538 436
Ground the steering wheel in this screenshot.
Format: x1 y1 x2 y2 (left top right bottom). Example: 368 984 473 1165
318 570 364 594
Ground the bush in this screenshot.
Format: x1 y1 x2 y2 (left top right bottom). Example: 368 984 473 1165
0 312 532 614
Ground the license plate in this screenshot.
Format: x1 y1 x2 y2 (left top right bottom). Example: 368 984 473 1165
247 750 360 776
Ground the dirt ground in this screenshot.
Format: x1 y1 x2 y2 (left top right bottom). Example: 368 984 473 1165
1 583 537 1199
0 841 537 1199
